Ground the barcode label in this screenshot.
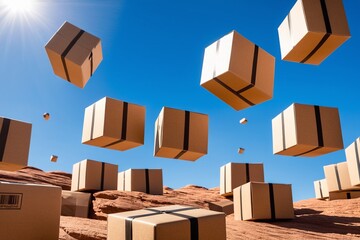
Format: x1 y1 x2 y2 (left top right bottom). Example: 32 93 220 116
0 193 22 209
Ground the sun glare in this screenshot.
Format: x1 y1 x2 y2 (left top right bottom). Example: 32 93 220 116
1 0 37 14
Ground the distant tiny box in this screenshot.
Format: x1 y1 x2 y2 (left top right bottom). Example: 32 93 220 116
278 0 350 65
239 118 248 124
272 103 343 157
154 107 208 161
200 30 275 111
82 97 145 151
237 148 245 154
45 21 103 88
50 155 58 162
345 138 360 186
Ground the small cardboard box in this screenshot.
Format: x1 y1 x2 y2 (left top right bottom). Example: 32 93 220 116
107 205 226 240
208 200 234 215
200 30 275 111
220 162 264 197
0 117 32 171
314 179 329 199
45 21 103 88
71 159 118 192
82 97 145 151
345 138 360 186
272 103 343 157
154 107 208 161
323 162 360 192
278 0 350 65
233 182 294 221
118 168 163 195
0 181 61 240
61 190 92 218
329 191 360 200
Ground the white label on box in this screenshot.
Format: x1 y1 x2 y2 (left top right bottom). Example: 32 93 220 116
0 193 23 209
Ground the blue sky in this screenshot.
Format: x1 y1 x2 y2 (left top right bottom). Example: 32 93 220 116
0 0 359 201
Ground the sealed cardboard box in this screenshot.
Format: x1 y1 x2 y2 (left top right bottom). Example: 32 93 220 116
0 181 61 240
329 191 360 200
0 117 32 171
345 138 360 186
208 200 234 215
45 21 103 88
272 103 343 157
107 205 226 240
61 190 92 218
324 162 360 192
200 30 275 111
220 162 264 197
82 97 145 151
154 107 208 161
314 179 329 200
71 159 118 192
234 182 294 221
278 0 350 65
118 168 163 195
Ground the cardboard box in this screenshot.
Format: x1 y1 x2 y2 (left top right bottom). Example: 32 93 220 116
329 191 360 200
45 21 103 88
61 190 92 218
272 103 343 157
118 168 163 195
0 117 32 171
323 162 360 192
220 162 264 196
71 159 118 192
200 30 275 111
82 97 145 151
0 181 61 240
233 182 294 221
154 107 208 161
107 205 226 240
208 200 234 215
278 0 350 65
345 138 360 186
314 179 329 199
50 155 58 162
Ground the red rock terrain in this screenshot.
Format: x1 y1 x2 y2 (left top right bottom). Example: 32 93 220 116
1 167 360 239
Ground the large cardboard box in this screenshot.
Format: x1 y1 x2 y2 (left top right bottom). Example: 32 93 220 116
278 0 350 65
107 205 226 240
220 162 264 196
61 190 92 218
45 21 103 88
323 162 360 192
82 97 145 151
154 107 208 161
345 138 360 186
0 117 32 171
200 30 275 111
314 179 329 200
208 200 234 215
0 181 61 240
118 168 163 195
272 103 343 157
329 191 360 200
71 159 118 192
233 182 294 221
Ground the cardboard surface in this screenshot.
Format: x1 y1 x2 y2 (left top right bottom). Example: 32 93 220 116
61 190 91 218
329 191 360 200
0 181 61 240
324 162 360 192
345 138 360 186
208 200 234 215
314 179 329 199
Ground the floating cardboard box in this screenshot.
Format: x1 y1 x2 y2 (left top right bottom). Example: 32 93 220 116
329 191 360 200
345 138 360 186
208 200 234 215
45 21 103 88
61 190 92 218
200 30 275 111
314 179 329 200
272 103 343 157
82 97 145 151
71 159 118 192
234 182 294 221
220 162 264 197
107 205 226 240
0 117 32 171
0 181 61 240
239 118 248 124
50 155 58 162
154 107 208 161
118 168 163 195
278 0 350 65
324 162 360 192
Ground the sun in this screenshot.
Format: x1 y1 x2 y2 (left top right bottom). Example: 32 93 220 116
1 0 37 14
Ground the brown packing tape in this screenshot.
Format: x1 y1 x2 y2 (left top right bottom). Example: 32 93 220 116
355 140 360 178
77 161 82 191
0 118 11 162
174 111 190 159
334 165 342 191
100 162 105 190
319 181 323 199
269 184 276 220
145 169 150 194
